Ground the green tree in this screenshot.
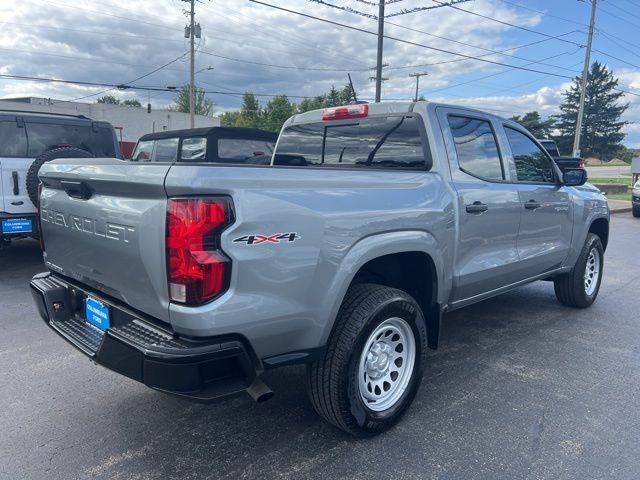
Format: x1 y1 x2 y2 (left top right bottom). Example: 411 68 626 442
236 92 263 128
96 95 120 104
263 95 295 132
510 111 556 138
123 99 142 107
170 84 215 116
554 61 628 159
219 111 240 127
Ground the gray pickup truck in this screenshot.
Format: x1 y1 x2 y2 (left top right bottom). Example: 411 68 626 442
30 101 609 437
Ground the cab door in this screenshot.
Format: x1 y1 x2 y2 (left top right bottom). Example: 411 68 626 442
501 125 573 275
437 108 523 303
0 117 33 214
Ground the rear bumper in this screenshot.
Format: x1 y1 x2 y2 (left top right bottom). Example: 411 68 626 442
30 272 258 402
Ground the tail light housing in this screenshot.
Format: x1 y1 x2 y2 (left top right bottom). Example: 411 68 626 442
166 197 234 305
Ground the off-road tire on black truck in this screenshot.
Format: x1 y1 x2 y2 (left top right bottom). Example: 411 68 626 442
306 284 428 437
26 147 94 206
554 233 604 308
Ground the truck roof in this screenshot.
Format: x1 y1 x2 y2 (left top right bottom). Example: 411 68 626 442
139 126 278 142
286 100 512 126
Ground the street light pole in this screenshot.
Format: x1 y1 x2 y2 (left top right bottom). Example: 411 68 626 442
573 0 597 157
409 72 428 102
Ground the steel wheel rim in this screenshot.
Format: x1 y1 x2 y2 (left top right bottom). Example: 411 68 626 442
584 247 600 296
358 317 416 412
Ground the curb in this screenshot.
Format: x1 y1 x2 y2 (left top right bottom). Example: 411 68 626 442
610 207 632 215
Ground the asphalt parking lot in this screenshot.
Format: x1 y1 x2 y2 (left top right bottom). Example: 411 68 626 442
1 215 639 480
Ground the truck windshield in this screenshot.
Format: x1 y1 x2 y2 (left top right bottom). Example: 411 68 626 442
274 115 429 169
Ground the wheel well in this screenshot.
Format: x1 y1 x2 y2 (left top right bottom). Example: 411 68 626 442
589 218 609 251
351 252 441 349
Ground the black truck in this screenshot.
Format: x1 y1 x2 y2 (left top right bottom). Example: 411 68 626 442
538 138 585 171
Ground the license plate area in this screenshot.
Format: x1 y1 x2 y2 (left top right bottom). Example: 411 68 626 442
2 218 33 233
85 296 110 331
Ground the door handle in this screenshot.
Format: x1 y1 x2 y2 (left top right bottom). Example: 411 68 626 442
524 200 541 210
465 201 488 213
61 180 92 200
12 171 19 195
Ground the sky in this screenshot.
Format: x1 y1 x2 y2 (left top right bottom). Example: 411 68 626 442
1 0 640 146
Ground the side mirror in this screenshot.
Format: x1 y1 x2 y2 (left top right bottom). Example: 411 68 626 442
562 168 587 186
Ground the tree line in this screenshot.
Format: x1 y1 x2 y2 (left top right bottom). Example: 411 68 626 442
97 61 634 162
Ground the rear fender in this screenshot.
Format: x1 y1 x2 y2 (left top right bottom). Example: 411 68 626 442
318 230 446 345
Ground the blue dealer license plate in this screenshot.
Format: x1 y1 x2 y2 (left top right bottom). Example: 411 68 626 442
1 218 33 233
85 297 110 331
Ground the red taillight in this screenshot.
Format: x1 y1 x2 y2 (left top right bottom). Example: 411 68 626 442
166 198 233 305
322 104 368 121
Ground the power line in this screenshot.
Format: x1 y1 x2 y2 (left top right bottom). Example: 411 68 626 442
198 49 370 72
248 0 579 80
431 0 584 46
494 0 589 27
384 21 583 72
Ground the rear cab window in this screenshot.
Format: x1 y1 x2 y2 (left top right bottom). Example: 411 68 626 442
274 115 429 169
217 138 274 162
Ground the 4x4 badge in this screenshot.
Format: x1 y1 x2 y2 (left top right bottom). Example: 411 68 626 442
233 233 300 245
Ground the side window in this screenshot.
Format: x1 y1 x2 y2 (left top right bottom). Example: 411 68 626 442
0 121 27 157
505 127 554 183
153 138 178 162
131 140 154 162
181 137 207 161
448 115 503 181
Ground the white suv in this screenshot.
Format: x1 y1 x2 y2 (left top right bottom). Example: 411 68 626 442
0 111 120 246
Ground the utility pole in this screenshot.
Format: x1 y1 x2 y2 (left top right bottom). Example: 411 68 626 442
374 0 385 103
183 0 196 128
409 72 428 102
573 0 597 157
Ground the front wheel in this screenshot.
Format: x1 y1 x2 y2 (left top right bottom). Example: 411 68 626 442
554 233 604 308
633 206 640 218
306 284 427 437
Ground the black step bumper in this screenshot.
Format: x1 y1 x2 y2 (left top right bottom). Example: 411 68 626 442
30 272 258 402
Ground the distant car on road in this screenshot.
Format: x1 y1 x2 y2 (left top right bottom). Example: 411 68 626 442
130 127 278 164
537 138 585 171
632 180 640 217
0 110 120 247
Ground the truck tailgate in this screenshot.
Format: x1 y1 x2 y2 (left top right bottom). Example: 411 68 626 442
39 159 171 323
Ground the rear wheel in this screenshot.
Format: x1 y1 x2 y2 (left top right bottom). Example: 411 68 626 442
633 206 640 218
554 233 604 308
306 284 427 437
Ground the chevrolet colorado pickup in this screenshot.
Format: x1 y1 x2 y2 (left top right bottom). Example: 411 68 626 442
30 101 609 437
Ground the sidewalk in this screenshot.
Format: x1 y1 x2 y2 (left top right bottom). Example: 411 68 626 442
607 199 633 214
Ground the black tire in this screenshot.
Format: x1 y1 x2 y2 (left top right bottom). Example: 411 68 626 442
554 233 604 308
306 284 428 437
633 206 640 218
26 147 94 206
